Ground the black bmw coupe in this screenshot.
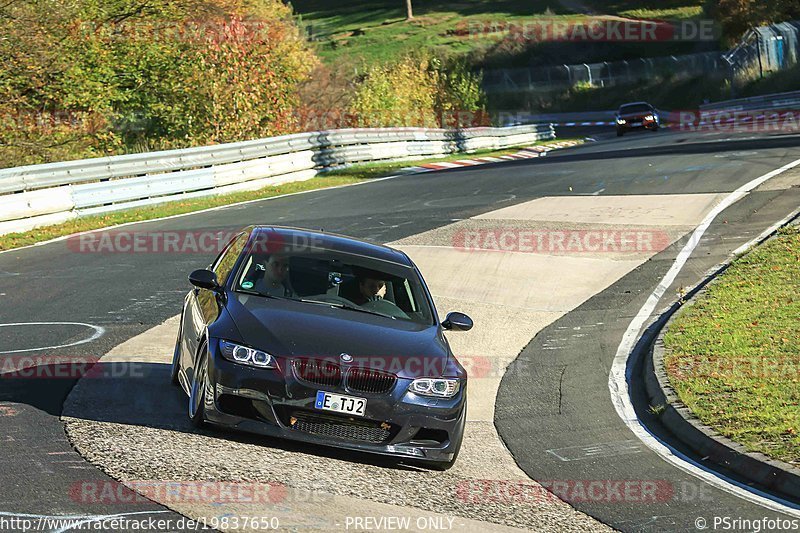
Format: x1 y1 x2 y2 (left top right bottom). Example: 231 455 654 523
171 226 473 469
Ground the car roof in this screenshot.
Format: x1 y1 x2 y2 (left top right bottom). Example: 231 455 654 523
619 101 652 108
247 226 413 267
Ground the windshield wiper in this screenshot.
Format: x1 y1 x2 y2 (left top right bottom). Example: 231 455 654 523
297 298 395 320
235 289 287 300
336 302 396 320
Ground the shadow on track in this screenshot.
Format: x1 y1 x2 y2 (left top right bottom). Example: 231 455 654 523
441 133 800 174
47 361 425 472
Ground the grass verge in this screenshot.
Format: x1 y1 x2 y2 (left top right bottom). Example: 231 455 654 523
663 226 800 467
291 0 706 65
0 140 579 252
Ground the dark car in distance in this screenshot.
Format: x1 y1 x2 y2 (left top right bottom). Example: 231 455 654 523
171 226 473 469
616 102 660 136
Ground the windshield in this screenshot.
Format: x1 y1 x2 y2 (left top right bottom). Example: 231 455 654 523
232 249 434 325
619 104 652 114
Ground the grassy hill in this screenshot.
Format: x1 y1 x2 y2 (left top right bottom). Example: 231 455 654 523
290 0 706 65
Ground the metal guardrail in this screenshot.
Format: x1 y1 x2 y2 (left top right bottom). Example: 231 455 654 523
0 124 555 236
699 90 800 112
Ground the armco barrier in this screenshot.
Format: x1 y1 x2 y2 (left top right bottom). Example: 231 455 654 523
699 90 800 112
0 125 554 236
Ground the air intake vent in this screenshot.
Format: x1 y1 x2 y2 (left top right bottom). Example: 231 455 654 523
288 410 393 444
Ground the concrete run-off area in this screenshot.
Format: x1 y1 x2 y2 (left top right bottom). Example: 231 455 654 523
62 193 725 531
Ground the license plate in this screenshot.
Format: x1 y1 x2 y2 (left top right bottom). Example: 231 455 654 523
315 391 367 416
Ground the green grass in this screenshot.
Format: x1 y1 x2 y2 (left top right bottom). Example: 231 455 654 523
291 0 706 65
736 63 800 99
513 61 800 113
0 139 579 251
663 226 800 467
585 0 704 19
492 73 731 112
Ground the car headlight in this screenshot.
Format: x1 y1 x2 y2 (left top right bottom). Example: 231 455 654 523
220 340 275 368
616 117 626 124
409 378 461 398
645 114 655 121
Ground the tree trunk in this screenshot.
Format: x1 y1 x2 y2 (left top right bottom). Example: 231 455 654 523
405 0 413 20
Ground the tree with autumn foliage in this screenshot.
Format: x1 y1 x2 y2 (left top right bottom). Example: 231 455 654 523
0 0 316 167
348 55 486 129
706 0 800 41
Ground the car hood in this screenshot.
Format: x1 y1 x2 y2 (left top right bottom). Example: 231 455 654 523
225 292 454 378
619 111 655 119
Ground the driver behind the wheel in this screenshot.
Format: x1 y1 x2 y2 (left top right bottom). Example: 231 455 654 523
350 276 386 306
255 254 295 298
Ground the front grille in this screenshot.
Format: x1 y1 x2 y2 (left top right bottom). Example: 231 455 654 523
288 410 393 444
346 367 397 394
293 359 342 388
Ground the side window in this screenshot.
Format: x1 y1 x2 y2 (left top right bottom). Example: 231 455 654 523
212 233 248 285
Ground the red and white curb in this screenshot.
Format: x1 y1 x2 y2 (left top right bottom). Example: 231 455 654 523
402 140 585 173
553 121 615 127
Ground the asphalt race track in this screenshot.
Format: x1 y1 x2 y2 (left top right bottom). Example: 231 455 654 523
1 127 800 531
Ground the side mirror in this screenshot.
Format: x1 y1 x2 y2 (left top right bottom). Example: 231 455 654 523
189 269 220 291
442 312 473 332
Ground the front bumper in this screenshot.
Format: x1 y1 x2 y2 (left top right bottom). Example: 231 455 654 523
617 117 659 130
202 343 466 463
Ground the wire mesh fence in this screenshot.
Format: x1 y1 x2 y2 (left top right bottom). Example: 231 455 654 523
483 52 725 93
483 21 800 95
725 21 800 86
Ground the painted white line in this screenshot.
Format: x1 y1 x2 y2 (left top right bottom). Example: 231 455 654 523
0 510 169 525
0 322 105 354
608 157 800 516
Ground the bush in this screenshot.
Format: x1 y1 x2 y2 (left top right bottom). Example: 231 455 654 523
348 55 487 129
0 0 316 167
706 0 800 41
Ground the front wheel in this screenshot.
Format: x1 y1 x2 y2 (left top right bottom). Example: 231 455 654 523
188 343 209 428
170 338 181 386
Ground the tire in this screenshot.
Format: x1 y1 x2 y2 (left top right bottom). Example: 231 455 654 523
170 337 182 386
188 342 209 428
